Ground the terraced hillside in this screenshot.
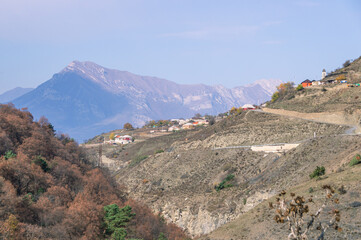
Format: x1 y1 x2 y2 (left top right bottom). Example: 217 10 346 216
112 111 352 237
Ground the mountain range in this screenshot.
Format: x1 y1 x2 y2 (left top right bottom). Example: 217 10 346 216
10 61 282 140
0 87 34 103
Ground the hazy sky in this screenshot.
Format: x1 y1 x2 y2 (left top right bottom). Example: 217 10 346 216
1 0 361 94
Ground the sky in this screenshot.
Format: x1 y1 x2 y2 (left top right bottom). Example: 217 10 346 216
0 0 361 94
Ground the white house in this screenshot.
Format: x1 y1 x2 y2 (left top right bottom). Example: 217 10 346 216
242 104 256 110
114 135 133 144
168 126 181 132
179 119 188 125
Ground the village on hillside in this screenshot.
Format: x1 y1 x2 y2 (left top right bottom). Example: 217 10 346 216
101 59 361 147
300 62 361 88
103 104 258 146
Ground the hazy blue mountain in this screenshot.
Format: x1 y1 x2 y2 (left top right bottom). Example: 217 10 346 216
13 61 282 141
0 87 34 103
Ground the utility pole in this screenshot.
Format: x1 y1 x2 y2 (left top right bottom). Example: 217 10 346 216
98 144 103 167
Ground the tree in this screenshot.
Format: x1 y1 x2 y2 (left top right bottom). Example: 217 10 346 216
342 60 351 68
157 232 168 240
33 155 50 172
109 133 115 140
103 204 135 240
271 92 280 102
0 214 20 239
123 123 133 130
206 115 215 125
276 82 294 95
229 107 238 115
193 113 202 119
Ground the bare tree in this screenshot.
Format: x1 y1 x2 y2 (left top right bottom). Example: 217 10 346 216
270 185 341 240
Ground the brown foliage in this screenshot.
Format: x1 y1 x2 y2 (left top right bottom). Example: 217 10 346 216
125 199 187 240
0 104 188 240
123 122 134 130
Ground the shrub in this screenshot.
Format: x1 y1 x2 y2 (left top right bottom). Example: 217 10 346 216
270 186 342 239
309 166 325 179
350 154 361 167
4 150 16 160
296 84 304 91
338 185 347 195
154 149 164 154
271 92 279 102
336 74 346 81
215 174 235 192
321 87 327 92
157 232 168 240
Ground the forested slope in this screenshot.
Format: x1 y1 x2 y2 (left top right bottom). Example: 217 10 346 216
0 104 187 240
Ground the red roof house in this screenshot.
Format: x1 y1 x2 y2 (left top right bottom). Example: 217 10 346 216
301 79 312 87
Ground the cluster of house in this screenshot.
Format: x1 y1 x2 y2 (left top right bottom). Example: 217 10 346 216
300 69 356 88
105 135 133 145
165 104 256 132
300 79 323 87
167 117 210 131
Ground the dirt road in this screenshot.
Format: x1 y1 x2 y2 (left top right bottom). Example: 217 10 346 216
261 108 361 134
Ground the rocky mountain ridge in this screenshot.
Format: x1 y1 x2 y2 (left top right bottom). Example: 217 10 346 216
12 61 282 140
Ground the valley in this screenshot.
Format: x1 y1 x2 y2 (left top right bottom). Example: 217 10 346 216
2 2 361 239
85 109 359 238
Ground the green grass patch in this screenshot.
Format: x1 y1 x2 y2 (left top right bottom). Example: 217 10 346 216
129 155 148 167
154 149 164 154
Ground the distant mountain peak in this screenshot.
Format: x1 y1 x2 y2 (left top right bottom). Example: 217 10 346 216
62 60 111 88
64 60 105 73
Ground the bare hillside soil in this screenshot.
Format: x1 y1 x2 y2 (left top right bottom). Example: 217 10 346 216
267 85 361 133
201 163 361 240
112 111 354 236
269 85 361 112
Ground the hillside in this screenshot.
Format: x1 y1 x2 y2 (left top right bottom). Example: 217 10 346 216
103 110 355 237
12 61 282 141
0 104 188 240
323 56 361 84
201 160 361 240
266 59 361 133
